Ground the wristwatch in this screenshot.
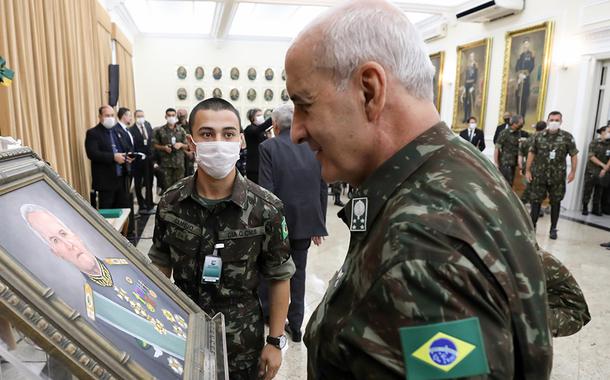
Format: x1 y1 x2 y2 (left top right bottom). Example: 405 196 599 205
266 334 287 350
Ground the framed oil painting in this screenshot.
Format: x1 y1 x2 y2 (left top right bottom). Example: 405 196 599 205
452 38 492 131
429 51 444 113
499 21 554 132
0 149 228 380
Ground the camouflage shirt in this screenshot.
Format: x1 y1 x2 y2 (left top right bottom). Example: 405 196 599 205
152 124 188 168
496 127 528 167
585 138 610 176
304 122 552 379
148 172 295 370
529 129 578 183
541 250 591 337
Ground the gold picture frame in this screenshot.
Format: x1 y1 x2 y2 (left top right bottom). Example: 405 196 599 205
429 51 445 113
0 148 228 380
452 38 492 131
499 21 554 132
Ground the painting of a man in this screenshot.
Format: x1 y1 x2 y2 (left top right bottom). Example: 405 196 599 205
515 39 535 118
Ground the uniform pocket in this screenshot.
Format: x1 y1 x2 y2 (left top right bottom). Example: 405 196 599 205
218 236 262 293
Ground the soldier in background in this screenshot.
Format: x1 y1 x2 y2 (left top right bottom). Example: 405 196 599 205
152 108 188 190
330 183 344 207
149 98 294 380
582 126 610 216
519 121 546 206
176 108 195 178
526 111 578 240
495 114 528 186
286 1 552 378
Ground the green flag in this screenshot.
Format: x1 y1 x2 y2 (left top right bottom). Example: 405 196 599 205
399 317 489 380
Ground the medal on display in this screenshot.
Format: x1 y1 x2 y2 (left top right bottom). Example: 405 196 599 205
202 243 224 284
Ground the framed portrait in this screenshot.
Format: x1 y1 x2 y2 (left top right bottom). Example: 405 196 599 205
0 149 228 379
247 68 257 81
452 38 492 131
177 66 187 80
264 89 273 102
212 67 222 80
229 88 240 101
195 88 205 101
177 87 187 101
281 69 286 81
264 109 273 119
281 89 289 102
230 67 240 80
195 66 204 80
264 68 274 81
213 88 223 98
247 88 257 101
499 21 554 131
429 51 445 113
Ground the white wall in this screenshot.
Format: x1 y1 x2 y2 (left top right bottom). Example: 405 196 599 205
426 0 610 210
133 37 291 127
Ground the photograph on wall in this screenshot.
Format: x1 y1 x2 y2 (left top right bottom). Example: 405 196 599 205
230 88 240 101
264 89 273 101
213 67 222 80
0 180 189 379
213 88 223 98
452 38 492 131
230 67 240 80
195 88 205 101
247 88 257 101
281 89 289 102
177 66 187 80
429 51 444 113
177 87 187 100
247 68 257 81
499 21 554 131
264 109 272 119
265 68 274 81
281 69 286 81
195 66 204 80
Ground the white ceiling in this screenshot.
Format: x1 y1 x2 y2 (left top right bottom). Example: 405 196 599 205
104 0 471 40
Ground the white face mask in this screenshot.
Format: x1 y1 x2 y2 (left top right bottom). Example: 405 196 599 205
468 123 477 130
136 117 145 125
167 116 178 125
548 121 561 131
102 117 115 129
193 140 241 179
255 115 265 125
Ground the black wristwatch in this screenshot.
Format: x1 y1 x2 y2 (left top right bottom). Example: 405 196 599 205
266 335 287 350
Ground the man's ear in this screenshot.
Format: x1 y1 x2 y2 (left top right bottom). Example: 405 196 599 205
357 62 386 123
187 134 196 150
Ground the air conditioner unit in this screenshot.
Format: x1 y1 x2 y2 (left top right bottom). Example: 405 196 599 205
456 0 523 23
418 16 448 42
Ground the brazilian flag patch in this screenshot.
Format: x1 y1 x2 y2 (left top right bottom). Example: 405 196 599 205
280 217 288 240
399 317 489 380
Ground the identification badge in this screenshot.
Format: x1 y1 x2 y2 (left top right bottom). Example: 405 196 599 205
606 150 610 157
171 136 177 145
143 139 148 146
202 256 222 284
549 150 556 160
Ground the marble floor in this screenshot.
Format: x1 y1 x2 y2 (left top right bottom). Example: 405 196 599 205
133 195 610 380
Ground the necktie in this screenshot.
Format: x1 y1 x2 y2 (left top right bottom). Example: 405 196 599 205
108 130 122 176
140 124 148 146
470 131 474 142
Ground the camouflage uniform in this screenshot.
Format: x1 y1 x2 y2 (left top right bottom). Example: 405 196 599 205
528 129 578 233
177 121 196 177
541 250 591 337
152 124 188 190
148 172 295 379
304 122 552 379
519 134 536 203
582 138 610 213
495 127 528 186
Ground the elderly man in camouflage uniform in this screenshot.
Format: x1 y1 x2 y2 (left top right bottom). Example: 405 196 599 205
285 1 552 379
541 250 591 337
526 111 578 240
149 98 295 380
494 114 528 186
581 126 610 215
153 108 188 190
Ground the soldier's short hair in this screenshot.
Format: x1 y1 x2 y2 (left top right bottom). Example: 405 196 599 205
535 121 547 132
510 115 524 126
597 126 607 135
189 98 242 131
548 110 562 120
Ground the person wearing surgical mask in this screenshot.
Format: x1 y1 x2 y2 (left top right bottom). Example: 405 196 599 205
244 108 273 184
458 116 486 152
582 126 610 216
149 98 294 380
526 111 579 240
152 108 189 190
85 105 134 210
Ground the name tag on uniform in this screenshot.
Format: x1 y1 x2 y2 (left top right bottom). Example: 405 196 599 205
550 150 556 160
171 136 177 145
606 150 610 157
218 226 265 240
201 256 222 284
143 139 148 146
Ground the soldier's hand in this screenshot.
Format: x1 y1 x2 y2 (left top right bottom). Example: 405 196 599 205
526 171 533 182
258 344 282 380
164 146 172 154
312 236 324 246
114 153 126 164
567 171 576 183
174 142 185 150
600 169 607 178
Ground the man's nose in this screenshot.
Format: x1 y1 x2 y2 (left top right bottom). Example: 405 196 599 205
291 117 307 144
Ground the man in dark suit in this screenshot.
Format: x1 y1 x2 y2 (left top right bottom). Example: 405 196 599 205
258 104 328 342
493 111 512 144
459 116 486 152
129 109 155 214
244 108 272 184
85 105 134 210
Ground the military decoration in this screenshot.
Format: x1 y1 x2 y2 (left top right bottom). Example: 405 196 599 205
168 356 184 375
350 197 368 232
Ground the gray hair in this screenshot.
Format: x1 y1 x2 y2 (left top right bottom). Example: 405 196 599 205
271 104 294 131
20 203 63 248
302 1 434 100
510 115 524 126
